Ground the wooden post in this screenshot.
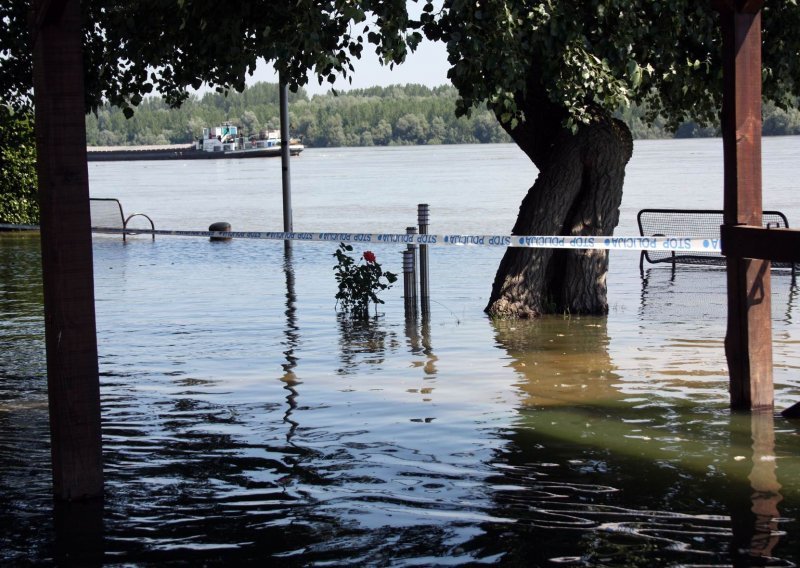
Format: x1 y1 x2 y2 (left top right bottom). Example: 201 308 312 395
32 0 104 499
717 0 773 410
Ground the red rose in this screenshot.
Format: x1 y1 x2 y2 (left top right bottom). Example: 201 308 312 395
363 251 376 263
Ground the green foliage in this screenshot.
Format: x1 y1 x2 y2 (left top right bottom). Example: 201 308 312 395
0 105 38 225
84 83 512 147
333 243 397 318
0 4 31 113
2 1 421 116
4 1 799 145
423 1 800 131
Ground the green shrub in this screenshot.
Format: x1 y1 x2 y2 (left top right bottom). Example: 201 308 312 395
0 105 38 225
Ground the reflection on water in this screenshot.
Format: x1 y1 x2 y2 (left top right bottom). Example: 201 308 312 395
281 244 300 443
405 316 438 379
641 265 798 324
487 320 798 566
337 315 397 375
745 412 784 562
492 317 620 409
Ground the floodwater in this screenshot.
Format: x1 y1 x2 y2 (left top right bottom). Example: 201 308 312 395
2 139 800 565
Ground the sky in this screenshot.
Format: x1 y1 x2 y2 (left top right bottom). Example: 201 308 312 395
245 38 451 96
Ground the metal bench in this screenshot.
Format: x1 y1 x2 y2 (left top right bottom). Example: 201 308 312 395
89 198 154 241
637 208 794 275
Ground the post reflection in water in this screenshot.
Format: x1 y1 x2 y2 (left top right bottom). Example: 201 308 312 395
738 411 785 563
404 314 438 379
401 314 438 408
484 317 795 566
280 243 300 443
54 499 104 565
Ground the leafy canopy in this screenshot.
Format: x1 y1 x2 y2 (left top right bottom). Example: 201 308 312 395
423 0 800 129
1 0 421 116
2 1 799 128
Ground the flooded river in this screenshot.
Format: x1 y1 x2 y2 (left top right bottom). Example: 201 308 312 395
1 139 799 565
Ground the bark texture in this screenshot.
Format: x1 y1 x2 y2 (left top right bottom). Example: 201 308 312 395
486 76 633 318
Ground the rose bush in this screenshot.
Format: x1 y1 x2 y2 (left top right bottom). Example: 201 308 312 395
333 243 397 318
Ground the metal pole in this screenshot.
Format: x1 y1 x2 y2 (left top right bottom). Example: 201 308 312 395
403 250 417 318
417 204 430 315
406 226 418 311
279 80 293 234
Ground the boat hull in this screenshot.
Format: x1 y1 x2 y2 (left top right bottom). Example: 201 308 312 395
87 145 303 162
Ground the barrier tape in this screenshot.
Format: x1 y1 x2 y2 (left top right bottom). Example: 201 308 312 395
2 223 722 252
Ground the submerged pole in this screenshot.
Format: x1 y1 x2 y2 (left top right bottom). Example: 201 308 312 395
406 226 418 311
279 80 293 235
403 250 417 318
418 204 430 316
32 0 103 500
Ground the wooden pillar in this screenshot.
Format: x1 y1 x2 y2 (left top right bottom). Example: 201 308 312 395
717 1 773 410
32 0 103 499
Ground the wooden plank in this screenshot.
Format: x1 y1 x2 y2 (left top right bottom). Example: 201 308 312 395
712 1 763 13
722 225 800 263
717 5 773 410
32 0 103 499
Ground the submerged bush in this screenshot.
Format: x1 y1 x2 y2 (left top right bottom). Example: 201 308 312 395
333 243 397 318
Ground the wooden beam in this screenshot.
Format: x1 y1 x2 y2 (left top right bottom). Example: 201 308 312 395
34 0 69 26
717 5 773 410
32 0 103 500
722 225 800 263
711 0 763 14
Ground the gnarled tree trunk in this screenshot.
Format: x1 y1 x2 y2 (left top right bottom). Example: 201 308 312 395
486 76 634 318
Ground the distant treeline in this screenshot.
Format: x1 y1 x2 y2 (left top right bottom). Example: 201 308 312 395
86 83 510 147
85 82 800 147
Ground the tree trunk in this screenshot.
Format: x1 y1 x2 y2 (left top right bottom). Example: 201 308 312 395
486 81 633 318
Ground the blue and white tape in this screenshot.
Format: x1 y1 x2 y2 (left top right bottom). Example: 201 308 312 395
82 226 721 253
1 223 722 252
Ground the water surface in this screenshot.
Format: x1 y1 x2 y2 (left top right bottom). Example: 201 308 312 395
2 139 800 565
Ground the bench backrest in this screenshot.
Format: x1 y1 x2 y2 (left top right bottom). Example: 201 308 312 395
638 208 790 266
89 198 125 229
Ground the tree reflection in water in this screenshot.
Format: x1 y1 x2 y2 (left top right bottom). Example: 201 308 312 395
336 315 396 375
480 317 796 566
